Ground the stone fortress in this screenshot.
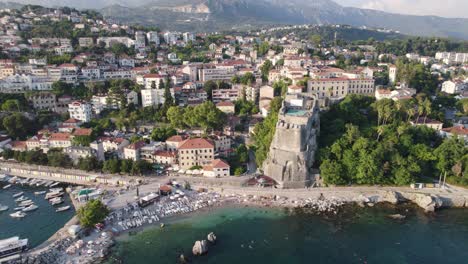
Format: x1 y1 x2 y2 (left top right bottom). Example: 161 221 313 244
262 93 320 188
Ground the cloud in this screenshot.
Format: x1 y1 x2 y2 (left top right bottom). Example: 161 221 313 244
335 0 468 18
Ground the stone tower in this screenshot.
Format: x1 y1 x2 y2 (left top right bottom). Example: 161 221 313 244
262 93 320 188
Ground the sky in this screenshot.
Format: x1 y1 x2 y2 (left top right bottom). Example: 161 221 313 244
335 0 467 18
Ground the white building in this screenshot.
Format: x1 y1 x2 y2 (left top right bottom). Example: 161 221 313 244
96 37 134 48
146 31 160 46
389 65 397 84
141 88 174 107
441 80 467 94
183 32 195 43
68 101 92 123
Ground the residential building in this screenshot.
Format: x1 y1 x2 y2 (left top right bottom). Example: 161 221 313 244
178 138 215 169
68 101 92 123
123 141 146 161
216 101 235 114
410 117 443 131
203 159 230 177
441 80 467 94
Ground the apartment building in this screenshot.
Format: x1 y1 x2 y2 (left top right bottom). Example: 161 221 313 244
307 77 375 100
68 101 92 122
178 138 215 169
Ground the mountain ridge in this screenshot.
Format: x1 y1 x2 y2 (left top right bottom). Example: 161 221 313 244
2 0 468 39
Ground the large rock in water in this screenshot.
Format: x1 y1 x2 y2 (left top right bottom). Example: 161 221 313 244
207 232 217 243
413 194 439 212
192 240 209 256
380 191 400 204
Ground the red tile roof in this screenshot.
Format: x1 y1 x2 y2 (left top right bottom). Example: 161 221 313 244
212 159 230 168
72 128 93 136
442 126 468 135
49 133 71 141
166 135 187 143
178 138 214 150
216 101 235 107
126 141 146 150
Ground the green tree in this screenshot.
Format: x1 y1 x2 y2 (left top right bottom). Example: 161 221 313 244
1 99 21 111
204 80 217 101
166 106 186 129
120 159 133 174
151 126 176 141
103 158 121 174
77 199 109 228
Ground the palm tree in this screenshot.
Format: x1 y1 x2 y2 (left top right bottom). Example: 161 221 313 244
423 98 432 124
376 125 385 141
397 124 407 139
406 108 415 123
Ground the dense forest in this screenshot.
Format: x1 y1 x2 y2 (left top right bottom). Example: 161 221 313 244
318 95 468 186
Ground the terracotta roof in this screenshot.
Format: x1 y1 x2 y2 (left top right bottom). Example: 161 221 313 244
143 73 163 78
216 101 235 107
212 159 230 168
126 141 146 150
442 126 468 135
72 128 93 136
10 141 27 149
49 133 71 141
166 135 187 143
178 138 214 150
377 89 392 94
154 150 176 158
64 118 80 124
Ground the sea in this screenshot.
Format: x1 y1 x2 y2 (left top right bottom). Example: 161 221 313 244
0 182 75 247
107 203 468 264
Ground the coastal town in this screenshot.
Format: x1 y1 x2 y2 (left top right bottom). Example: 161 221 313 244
0 3 467 264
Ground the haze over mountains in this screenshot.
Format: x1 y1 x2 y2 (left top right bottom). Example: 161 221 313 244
1 0 468 40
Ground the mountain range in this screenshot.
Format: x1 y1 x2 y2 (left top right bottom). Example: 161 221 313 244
2 0 468 40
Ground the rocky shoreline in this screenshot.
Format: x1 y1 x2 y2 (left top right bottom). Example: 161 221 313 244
5 187 467 264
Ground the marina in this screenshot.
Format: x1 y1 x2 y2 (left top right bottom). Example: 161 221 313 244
0 176 75 250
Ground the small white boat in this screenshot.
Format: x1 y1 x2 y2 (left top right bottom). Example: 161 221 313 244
18 201 34 207
34 191 46 195
22 204 38 212
45 191 64 200
0 205 8 212
14 207 25 211
56 206 70 212
49 182 60 188
3 184 11 189
50 198 64 206
10 211 26 218
12 192 24 198
49 187 63 193
15 196 28 202
8 176 18 184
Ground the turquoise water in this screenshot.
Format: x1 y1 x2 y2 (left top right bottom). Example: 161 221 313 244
107 204 468 264
0 183 75 247
286 109 307 116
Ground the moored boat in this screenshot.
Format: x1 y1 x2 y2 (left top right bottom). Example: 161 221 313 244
45 191 64 200
9 211 26 218
14 196 27 203
50 197 64 206
2 184 11 189
0 205 8 212
12 192 24 198
34 191 46 195
18 200 33 207
55 206 70 212
22 205 38 212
